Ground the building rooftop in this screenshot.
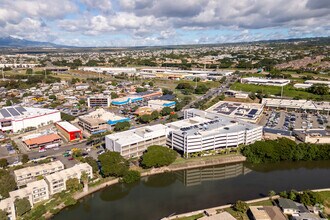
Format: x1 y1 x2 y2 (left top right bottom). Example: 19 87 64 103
262 98 330 111
79 108 128 124
56 121 81 132
23 133 61 146
9 180 48 198
44 163 91 182
106 124 168 146
0 106 59 121
14 160 64 177
278 198 299 210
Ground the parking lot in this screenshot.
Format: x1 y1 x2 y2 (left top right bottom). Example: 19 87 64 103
260 110 330 131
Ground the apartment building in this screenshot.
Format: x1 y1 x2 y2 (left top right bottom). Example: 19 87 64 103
87 96 111 107
105 124 168 158
0 198 15 220
14 161 65 187
45 163 93 195
9 180 49 207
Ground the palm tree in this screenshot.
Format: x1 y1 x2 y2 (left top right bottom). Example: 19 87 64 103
81 171 89 193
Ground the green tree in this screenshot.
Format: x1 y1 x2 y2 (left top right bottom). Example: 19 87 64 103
5 100 11 106
0 209 7 220
307 84 329 95
233 200 249 213
111 92 119 99
249 92 256 100
81 171 89 187
162 88 173 95
139 114 153 123
279 191 288 198
60 112 75 121
82 157 99 173
98 152 129 177
141 145 177 168
149 81 154 87
0 170 17 198
268 190 276 199
0 158 8 168
48 94 56 100
114 121 130 131
194 84 209 94
66 178 83 192
21 154 29 164
14 198 31 216
26 68 33 75
151 111 159 120
122 170 141 184
160 107 172 116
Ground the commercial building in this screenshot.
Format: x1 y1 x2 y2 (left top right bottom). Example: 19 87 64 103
293 129 330 144
111 95 143 105
206 101 264 123
240 77 291 87
78 67 136 75
23 133 61 149
78 108 130 134
0 106 61 133
87 96 111 107
136 90 163 99
55 121 82 142
262 98 330 112
106 108 262 158
147 100 176 110
105 124 168 158
9 180 49 206
167 113 262 156
45 163 93 195
14 161 65 187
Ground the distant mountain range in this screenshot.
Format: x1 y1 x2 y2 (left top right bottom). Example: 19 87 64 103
0 36 67 48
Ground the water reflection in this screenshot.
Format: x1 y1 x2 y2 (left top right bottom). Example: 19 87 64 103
175 162 252 186
142 172 177 188
99 183 131 202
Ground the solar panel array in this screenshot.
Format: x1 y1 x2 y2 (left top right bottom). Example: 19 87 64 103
0 107 27 118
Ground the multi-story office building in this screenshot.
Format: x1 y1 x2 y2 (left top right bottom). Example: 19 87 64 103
167 114 263 156
87 96 111 107
14 161 65 187
9 180 49 206
45 163 93 195
105 124 169 158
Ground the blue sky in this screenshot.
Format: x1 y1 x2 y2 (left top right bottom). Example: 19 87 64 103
0 0 329 46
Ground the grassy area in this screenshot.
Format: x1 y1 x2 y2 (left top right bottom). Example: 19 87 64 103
230 82 330 100
316 191 330 211
176 213 204 220
171 152 241 165
224 207 249 220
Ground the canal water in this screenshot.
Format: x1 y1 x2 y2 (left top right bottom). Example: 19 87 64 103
54 161 330 220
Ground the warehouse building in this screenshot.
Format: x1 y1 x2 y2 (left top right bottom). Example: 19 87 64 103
45 163 93 195
262 98 330 112
111 95 143 105
87 95 111 107
55 121 82 142
240 77 291 86
14 161 65 187
0 106 61 133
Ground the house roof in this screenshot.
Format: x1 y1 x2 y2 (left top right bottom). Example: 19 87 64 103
278 198 299 210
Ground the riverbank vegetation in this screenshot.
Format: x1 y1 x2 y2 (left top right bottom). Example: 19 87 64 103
241 138 330 164
141 145 177 168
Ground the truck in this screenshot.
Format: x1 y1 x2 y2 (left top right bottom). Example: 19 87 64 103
45 143 60 149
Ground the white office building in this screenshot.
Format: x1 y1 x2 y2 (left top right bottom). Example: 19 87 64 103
105 124 169 158
14 161 65 187
0 106 61 133
241 77 291 86
78 67 136 76
45 163 93 195
167 112 262 156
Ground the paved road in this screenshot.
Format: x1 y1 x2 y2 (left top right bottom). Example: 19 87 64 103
4 140 90 164
184 75 236 110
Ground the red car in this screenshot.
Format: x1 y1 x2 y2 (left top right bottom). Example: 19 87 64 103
68 157 74 161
